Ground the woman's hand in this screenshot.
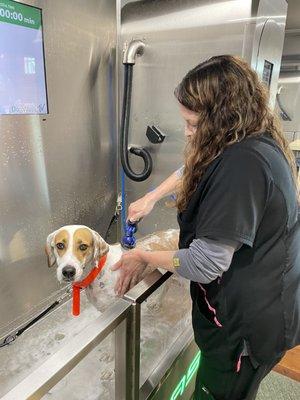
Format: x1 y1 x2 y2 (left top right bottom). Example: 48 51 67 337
111 249 148 296
127 192 157 222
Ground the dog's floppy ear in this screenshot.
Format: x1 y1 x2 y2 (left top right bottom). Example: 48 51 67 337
90 229 109 264
45 230 58 268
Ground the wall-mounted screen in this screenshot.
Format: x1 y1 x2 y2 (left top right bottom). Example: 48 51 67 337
0 0 48 115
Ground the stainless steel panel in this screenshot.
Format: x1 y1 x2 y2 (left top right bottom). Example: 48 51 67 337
285 0 300 30
1 299 131 400
277 68 300 136
141 330 196 400
0 0 117 339
119 0 287 238
278 24 300 135
0 291 101 397
251 0 287 108
115 318 128 400
0 267 191 400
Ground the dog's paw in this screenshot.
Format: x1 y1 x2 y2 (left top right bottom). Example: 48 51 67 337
99 351 114 363
100 369 114 381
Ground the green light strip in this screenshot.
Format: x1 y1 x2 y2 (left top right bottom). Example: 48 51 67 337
170 351 201 400
0 0 41 30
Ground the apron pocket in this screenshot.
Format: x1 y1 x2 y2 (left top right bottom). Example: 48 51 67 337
192 299 228 354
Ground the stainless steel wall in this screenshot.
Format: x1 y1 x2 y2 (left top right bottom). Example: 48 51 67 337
0 0 287 340
0 0 117 339
119 0 287 238
277 31 300 140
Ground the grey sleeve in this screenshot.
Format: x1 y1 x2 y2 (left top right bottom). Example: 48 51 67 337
174 237 240 284
175 165 184 177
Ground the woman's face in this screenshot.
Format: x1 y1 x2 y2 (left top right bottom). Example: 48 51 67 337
178 103 199 139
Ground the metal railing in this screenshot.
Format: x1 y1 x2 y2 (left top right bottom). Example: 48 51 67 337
1 298 131 400
120 269 173 400
1 269 188 400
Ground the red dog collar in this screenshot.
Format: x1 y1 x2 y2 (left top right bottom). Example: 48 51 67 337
72 254 107 316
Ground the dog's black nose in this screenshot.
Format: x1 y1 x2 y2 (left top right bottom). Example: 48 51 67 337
62 266 76 280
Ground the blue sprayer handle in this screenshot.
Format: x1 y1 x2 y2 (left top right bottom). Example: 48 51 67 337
121 221 138 249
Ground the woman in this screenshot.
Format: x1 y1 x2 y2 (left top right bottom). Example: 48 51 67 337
112 55 300 399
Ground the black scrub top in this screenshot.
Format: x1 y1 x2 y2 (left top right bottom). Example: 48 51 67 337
177 133 300 366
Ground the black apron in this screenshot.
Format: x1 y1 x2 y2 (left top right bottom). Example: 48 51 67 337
177 135 300 399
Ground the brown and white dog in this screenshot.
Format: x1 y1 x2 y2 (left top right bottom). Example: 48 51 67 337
46 225 179 312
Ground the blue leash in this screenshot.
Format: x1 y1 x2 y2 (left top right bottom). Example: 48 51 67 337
121 169 127 233
121 169 138 249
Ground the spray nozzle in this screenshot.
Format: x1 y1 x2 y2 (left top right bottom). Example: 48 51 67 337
121 220 138 249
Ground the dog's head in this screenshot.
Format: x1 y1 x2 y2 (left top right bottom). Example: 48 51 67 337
46 225 109 283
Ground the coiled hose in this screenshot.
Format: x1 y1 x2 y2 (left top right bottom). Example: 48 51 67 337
120 64 153 182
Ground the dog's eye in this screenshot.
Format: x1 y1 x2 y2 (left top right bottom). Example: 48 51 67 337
56 242 65 250
79 244 88 251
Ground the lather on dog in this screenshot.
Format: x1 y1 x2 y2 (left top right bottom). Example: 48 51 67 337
46 225 180 312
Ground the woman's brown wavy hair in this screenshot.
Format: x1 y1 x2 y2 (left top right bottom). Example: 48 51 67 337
175 55 298 212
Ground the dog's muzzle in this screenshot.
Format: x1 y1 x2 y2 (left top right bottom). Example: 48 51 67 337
57 253 84 283
61 265 76 281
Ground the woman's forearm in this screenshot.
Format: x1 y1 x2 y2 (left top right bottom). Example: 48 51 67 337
127 168 182 222
146 170 181 203
140 250 177 273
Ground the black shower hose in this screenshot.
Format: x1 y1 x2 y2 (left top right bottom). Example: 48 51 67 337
120 64 153 182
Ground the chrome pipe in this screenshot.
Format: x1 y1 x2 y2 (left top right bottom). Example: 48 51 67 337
115 269 174 399
115 318 127 400
127 302 141 400
115 302 141 400
122 39 145 65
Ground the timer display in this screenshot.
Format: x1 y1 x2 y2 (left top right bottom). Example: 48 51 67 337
0 0 41 29
0 0 48 115
0 9 24 21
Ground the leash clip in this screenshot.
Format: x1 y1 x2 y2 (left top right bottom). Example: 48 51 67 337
0 334 17 348
116 193 122 213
